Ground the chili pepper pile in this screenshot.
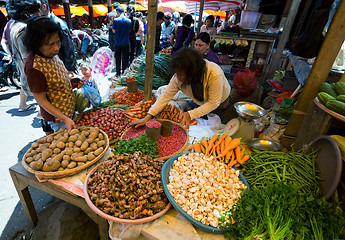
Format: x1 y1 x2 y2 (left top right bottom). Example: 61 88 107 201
125 76 136 83
109 88 144 105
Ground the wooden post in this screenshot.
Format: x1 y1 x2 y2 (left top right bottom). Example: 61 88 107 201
196 0 205 35
282 0 345 147
62 0 72 29
144 0 158 101
88 0 95 29
266 0 302 80
107 0 112 13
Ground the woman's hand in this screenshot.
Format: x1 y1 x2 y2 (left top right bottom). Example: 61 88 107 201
64 118 76 133
180 111 191 130
130 114 152 128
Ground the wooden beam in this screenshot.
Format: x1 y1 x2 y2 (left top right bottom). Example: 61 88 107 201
107 0 112 13
196 0 205 35
144 0 158 101
282 0 345 145
62 0 72 29
88 0 95 29
266 0 302 80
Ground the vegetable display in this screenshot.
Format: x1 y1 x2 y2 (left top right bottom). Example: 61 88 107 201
124 100 154 120
244 150 321 196
154 103 197 125
74 90 90 114
75 107 130 142
108 88 144 105
87 152 169 219
318 81 345 116
219 181 345 240
193 134 249 167
112 134 159 159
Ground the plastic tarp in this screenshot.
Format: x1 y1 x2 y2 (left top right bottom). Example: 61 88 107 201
82 5 108 17
0 7 7 16
51 5 89 16
158 2 188 13
186 0 243 12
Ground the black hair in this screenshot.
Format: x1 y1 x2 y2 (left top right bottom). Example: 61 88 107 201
116 6 124 14
127 5 134 15
170 48 206 87
206 15 215 24
113 2 120 10
182 14 193 26
157 11 164 21
196 32 211 44
135 12 143 18
23 15 62 55
6 0 40 20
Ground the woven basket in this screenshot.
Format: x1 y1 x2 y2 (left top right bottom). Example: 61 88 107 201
22 128 109 179
120 119 189 160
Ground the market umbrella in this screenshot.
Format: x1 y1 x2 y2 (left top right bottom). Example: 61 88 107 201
82 5 108 17
120 3 148 11
0 7 7 16
158 1 188 13
52 5 89 16
204 10 226 20
185 0 243 12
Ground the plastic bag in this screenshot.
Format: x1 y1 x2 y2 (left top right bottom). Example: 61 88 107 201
82 84 101 107
233 68 257 97
93 73 111 100
91 47 114 76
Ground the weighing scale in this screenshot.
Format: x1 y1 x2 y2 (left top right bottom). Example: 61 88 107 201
224 102 266 142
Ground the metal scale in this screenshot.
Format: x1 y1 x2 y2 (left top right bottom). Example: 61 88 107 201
224 102 266 142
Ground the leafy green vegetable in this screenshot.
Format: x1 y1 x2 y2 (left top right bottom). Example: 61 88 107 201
219 181 345 240
112 134 159 159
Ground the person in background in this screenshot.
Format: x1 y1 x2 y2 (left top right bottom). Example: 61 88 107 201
112 6 131 77
127 5 138 64
135 11 144 57
7 0 40 112
71 29 93 61
1 19 14 64
194 32 219 64
229 11 236 24
142 16 147 46
161 12 175 47
155 11 164 53
23 15 75 133
106 2 120 53
130 48 231 130
200 15 217 36
170 14 194 55
80 63 99 94
72 15 81 29
214 15 222 28
172 12 181 26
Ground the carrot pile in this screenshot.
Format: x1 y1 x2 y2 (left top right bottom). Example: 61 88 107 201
192 133 250 167
155 104 197 125
124 100 153 120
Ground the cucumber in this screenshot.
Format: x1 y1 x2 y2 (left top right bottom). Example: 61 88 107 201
333 82 345 96
326 99 345 116
336 95 345 103
319 82 337 97
75 92 84 112
317 92 335 105
78 97 90 113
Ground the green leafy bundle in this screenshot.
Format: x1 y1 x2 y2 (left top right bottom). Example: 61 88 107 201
112 134 159 159
219 181 345 240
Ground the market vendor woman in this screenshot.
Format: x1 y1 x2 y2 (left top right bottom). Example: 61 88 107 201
131 48 231 129
24 16 76 132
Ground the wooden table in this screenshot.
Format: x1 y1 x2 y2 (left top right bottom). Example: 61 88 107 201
9 162 109 240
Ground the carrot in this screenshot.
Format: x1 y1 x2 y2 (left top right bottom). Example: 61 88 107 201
238 155 250 164
230 150 235 162
206 134 219 154
224 136 232 146
228 158 237 168
201 138 208 150
200 143 206 153
216 138 241 159
190 121 197 126
235 163 240 167
193 143 201 152
235 146 241 161
211 133 227 152
225 150 232 163
221 139 226 153
216 145 221 159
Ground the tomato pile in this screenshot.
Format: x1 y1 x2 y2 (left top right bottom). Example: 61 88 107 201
109 88 144 105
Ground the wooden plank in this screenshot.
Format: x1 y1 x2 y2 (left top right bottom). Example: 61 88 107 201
144 0 158 100
283 0 345 140
196 0 205 35
62 0 72 29
266 0 302 80
88 0 95 29
107 0 112 13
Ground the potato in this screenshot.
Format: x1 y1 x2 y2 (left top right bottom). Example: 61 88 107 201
26 149 35 158
60 136 68 143
61 159 69 168
68 141 74 148
75 140 82 147
98 133 104 140
25 157 34 164
84 147 92 154
75 156 87 162
89 131 98 139
69 129 79 135
49 143 57 149
37 146 48 153
94 138 100 143
64 149 73 156
80 141 89 151
42 148 53 161
81 131 90 137
85 138 94 144
46 136 54 143
87 152 96 161
53 148 61 154
78 134 86 142
42 159 60 172
34 153 42 161
30 160 43 171
38 137 47 144
62 155 70 161
73 147 81 152
97 140 105 147
57 167 64 172
71 152 82 161
54 133 63 140
77 162 85 166
90 142 98 150
94 147 104 156
52 154 63 162
67 161 77 169
57 141 65 149
52 140 58 145
31 142 39 148
80 126 88 131
69 135 77 142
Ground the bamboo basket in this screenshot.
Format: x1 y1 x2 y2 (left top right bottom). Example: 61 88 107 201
22 128 109 179
120 119 189 160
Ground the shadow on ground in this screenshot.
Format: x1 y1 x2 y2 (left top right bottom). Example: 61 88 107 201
0 91 19 101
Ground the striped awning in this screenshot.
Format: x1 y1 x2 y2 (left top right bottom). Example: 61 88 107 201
185 0 243 12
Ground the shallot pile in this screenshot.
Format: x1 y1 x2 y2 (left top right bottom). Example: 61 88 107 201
87 152 169 219
75 107 130 142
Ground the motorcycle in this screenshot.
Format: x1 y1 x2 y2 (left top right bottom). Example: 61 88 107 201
0 47 21 89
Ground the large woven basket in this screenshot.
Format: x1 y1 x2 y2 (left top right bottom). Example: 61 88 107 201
22 128 109 179
120 119 189 160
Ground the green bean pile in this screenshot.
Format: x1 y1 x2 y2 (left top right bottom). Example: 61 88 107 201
244 150 321 196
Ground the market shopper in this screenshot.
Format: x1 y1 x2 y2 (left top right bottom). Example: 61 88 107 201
200 15 217 36
135 11 144 57
71 29 93 61
106 2 120 52
131 48 231 130
23 15 76 133
161 12 175 48
155 11 164 53
194 32 219 64
170 14 194 55
127 5 139 64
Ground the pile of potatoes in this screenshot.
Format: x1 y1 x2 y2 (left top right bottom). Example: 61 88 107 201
24 126 106 172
